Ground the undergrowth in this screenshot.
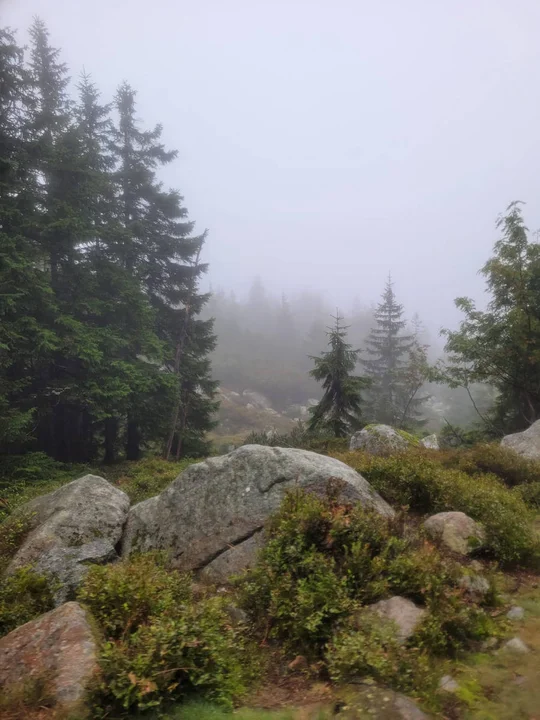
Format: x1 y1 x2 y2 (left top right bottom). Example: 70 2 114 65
239 488 499 701
78 553 253 717
334 450 540 567
0 454 196 523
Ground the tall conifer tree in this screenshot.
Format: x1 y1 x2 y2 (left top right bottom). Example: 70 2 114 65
362 276 413 425
308 313 369 437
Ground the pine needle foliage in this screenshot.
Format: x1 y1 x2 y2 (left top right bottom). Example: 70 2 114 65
308 313 369 437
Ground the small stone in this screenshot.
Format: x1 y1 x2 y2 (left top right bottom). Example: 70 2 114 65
507 606 525 620
424 511 485 555
502 637 530 653
366 596 427 642
439 675 459 692
459 574 490 597
420 434 439 450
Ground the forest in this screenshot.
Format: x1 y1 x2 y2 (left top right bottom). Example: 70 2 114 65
5 12 540 720
1 19 540 463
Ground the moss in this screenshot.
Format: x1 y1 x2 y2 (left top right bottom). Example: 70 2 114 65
396 429 420 446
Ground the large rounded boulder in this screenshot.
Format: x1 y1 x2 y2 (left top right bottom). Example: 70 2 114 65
349 424 412 455
122 445 394 573
0 602 98 715
7 475 130 604
501 419 540 459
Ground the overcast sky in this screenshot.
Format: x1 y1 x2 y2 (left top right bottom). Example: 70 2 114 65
4 0 540 331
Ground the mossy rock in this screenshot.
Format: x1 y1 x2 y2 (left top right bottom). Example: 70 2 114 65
350 425 417 455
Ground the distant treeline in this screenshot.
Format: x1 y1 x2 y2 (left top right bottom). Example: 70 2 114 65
205 278 494 432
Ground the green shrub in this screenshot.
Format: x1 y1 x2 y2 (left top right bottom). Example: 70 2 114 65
77 552 192 638
240 489 496 666
335 450 538 567
414 599 496 656
0 512 32 573
514 481 540 508
326 612 434 695
79 554 251 716
438 443 540 487
239 492 355 656
0 566 55 637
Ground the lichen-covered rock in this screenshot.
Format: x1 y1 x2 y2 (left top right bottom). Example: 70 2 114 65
0 602 98 714
419 434 439 450
8 475 129 602
122 445 394 571
200 531 265 583
423 511 485 555
367 596 426 642
349 425 411 455
501 419 540 459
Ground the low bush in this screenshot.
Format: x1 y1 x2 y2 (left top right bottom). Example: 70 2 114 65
437 443 540 488
0 566 55 637
514 481 540 508
79 554 251 716
335 450 538 567
77 552 192 639
326 612 434 694
239 488 497 677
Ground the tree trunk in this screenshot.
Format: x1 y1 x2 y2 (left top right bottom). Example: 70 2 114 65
53 403 68 462
104 417 117 464
126 418 140 461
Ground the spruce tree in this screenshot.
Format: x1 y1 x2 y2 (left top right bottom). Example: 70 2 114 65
0 27 56 449
111 82 217 459
0 19 218 461
308 313 369 437
362 276 413 426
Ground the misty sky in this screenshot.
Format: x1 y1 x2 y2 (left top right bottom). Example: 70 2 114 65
4 0 540 332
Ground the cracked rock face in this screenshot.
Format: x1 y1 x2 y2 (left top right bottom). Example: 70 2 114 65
121 444 394 572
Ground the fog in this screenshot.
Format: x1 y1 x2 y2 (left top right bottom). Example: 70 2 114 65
5 0 540 331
